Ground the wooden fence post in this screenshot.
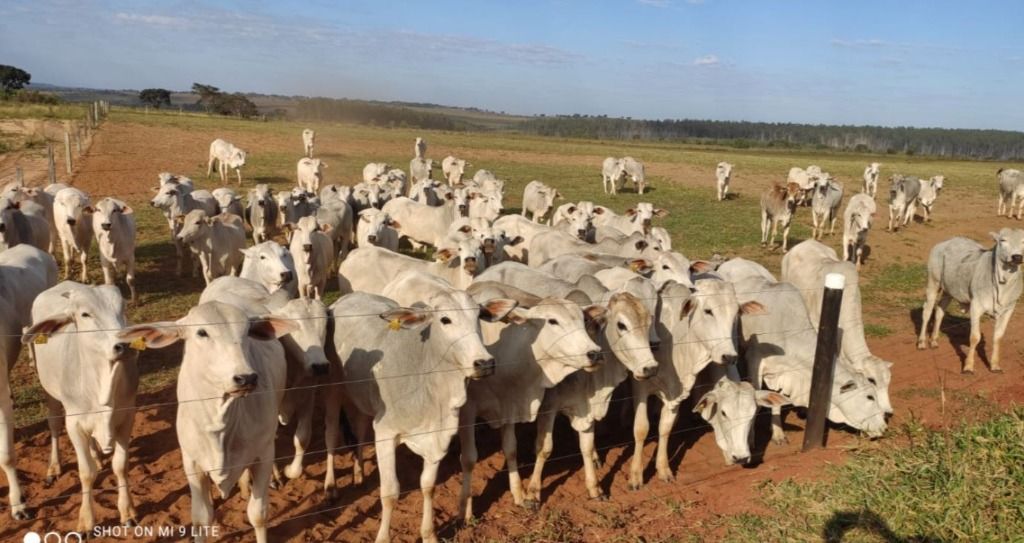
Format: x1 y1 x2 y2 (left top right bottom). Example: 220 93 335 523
64 132 73 174
47 143 57 185
802 272 845 452
15 166 23 186
76 126 82 154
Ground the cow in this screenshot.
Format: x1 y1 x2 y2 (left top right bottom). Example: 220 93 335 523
297 158 327 193
917 228 1024 374
239 241 297 296
715 257 776 283
381 195 462 249
592 202 667 237
734 275 888 441
211 187 244 218
522 180 561 223
410 157 434 184
207 138 246 185
337 239 484 294
997 168 1023 217
467 189 503 222
302 128 315 158
91 198 137 303
649 226 672 252
841 193 876 268
781 240 893 413
716 161 734 201
525 290 659 502
528 229 653 268
349 181 383 213
550 202 597 242
0 245 57 520
323 272 515 542
492 214 553 262
355 208 400 251
0 197 50 252
621 156 647 194
759 182 800 251
24 282 139 533
810 178 844 240
441 156 469 186
887 174 921 231
863 162 881 198
456 292 603 520
151 183 217 276
414 137 427 159
409 178 445 206
602 157 627 195
245 184 279 243
917 175 943 222
362 162 390 184
314 196 354 263
3 182 57 253
286 216 333 300
378 169 408 200
475 261 609 303
53 187 93 282
118 302 295 543
787 166 824 205
277 188 320 227
176 210 246 285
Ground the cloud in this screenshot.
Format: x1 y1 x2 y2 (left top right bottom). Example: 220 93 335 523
831 38 887 49
113 12 189 29
693 54 720 66
636 0 671 7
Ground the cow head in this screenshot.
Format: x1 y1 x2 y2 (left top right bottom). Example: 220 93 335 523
694 379 790 465
242 241 295 293
278 298 330 377
91 197 132 233
504 298 605 383
991 228 1024 273
176 209 211 245
682 279 765 366
826 371 887 438
601 291 659 380
358 209 399 246
55 188 93 227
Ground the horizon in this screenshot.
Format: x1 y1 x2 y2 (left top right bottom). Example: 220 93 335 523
3 1 1023 131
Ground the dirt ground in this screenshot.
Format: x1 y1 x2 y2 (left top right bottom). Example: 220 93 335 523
2 119 1022 542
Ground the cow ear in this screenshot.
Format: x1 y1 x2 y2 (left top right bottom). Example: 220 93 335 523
740 301 766 316
582 305 608 331
388 219 402 228
116 322 183 349
689 260 712 274
502 307 530 325
990 232 1002 242
680 298 696 319
458 224 472 233
507 235 524 246
625 208 637 217
283 222 295 233
120 205 134 215
566 205 577 214
249 316 297 340
379 308 432 330
628 259 652 274
434 248 455 262
320 223 333 233
22 314 74 345
755 390 792 408
593 206 605 215
634 240 648 250
173 215 185 225
83 206 94 214
444 192 454 200
693 390 718 418
479 298 518 322
653 208 668 218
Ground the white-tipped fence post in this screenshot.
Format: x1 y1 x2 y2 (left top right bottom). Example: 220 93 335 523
802 272 845 452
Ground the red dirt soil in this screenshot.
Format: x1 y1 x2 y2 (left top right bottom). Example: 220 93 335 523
2 121 1022 542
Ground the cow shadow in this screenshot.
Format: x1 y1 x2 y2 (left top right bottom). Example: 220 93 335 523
253 175 290 187
909 307 986 370
823 509 944 542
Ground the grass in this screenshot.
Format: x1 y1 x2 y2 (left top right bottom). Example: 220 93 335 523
0 102 89 120
865 263 928 310
863 323 893 338
720 408 1024 542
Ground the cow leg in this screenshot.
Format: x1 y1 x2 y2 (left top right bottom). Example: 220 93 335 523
602 175 609 194
457 417 477 521
375 434 398 543
964 304 984 374
0 376 27 520
781 220 791 252
655 402 677 482
769 219 778 247
284 394 314 480
990 307 1015 373
771 405 788 445
68 426 98 534
930 294 951 350
420 457 442 543
917 275 940 349
628 392 649 491
760 210 769 245
501 423 526 507
60 240 72 279
124 258 137 303
322 388 341 500
183 456 214 543
78 247 88 283
579 429 604 499
352 413 371 486
100 255 114 286
236 168 242 186
44 395 63 484
112 421 138 526
525 408 555 504
246 454 273 543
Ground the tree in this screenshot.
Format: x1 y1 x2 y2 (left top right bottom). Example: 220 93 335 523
138 88 172 109
212 93 258 118
0 64 31 94
191 82 221 112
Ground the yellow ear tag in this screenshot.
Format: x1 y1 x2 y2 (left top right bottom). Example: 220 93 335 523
388 318 402 331
129 337 147 351
33 333 49 345
630 262 641 273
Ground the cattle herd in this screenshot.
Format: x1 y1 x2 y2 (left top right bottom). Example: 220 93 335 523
0 132 1022 543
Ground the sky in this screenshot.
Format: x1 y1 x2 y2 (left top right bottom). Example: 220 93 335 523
2 0 1023 130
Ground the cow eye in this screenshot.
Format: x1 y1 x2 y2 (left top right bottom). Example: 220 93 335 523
704 309 713 316
867 377 877 385
547 319 559 326
260 255 266 260
867 395 875 401
617 322 627 331
440 317 452 325
720 410 727 418
80 312 91 318
197 329 209 338
662 265 670 270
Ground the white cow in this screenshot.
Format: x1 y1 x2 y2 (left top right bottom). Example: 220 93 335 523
521 180 562 223
297 158 327 193
493 214 554 262
528 228 653 267
381 195 462 249
863 162 881 198
349 181 383 213
119 302 295 543
53 187 93 282
3 182 57 253
917 175 943 222
442 156 469 186
287 216 333 300
0 245 57 520
338 239 484 294
410 157 434 184
239 241 297 296
0 197 50 252
997 168 1024 217
602 157 627 195
245 184 279 244
151 183 217 276
414 137 427 159
887 174 921 231
211 187 244 218
323 273 514 542
207 138 246 185
91 198 137 303
841 193 876 268
810 179 844 240
621 156 647 194
302 128 315 158
716 161 734 201
24 282 139 533
176 210 246 285
355 208 401 251
362 162 390 184
591 202 667 237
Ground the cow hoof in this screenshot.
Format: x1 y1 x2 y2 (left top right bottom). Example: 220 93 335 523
44 475 57 487
627 482 641 492
916 341 927 350
658 473 675 483
961 369 975 375
124 518 137 528
590 494 608 502
12 508 31 521
324 488 338 503
520 499 539 511
991 368 1004 374
772 435 789 446
929 341 939 349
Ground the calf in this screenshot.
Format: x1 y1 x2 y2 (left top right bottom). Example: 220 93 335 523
997 168 1023 217
441 156 469 186
315 196 354 262
602 157 627 195
887 174 921 231
863 162 881 198
0 197 50 252
297 158 327 193
841 193 876 268
362 162 389 184
759 182 800 251
302 128 315 157
119 302 294 543
287 216 334 300
176 210 246 285
3 182 57 253
245 184 279 243
810 178 843 240
622 156 647 194
53 187 94 281
381 195 462 249
410 157 433 183
24 282 139 533
918 228 1024 373
151 183 217 276
91 198 138 303
715 161 734 201
522 180 561 223
349 181 383 213
917 175 943 222
207 138 246 185
592 202 667 236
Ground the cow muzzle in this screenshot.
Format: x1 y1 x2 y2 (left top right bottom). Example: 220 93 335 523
311 362 330 377
101 223 112 231
482 239 496 253
229 373 258 396
464 258 478 273
633 364 658 380
1012 254 1023 265
367 235 377 244
584 350 603 371
471 358 496 379
303 243 313 253
66 218 77 226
